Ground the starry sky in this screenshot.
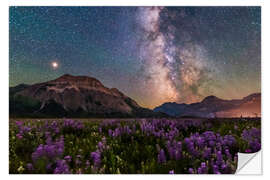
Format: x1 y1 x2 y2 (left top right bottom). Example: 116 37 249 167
9 7 261 109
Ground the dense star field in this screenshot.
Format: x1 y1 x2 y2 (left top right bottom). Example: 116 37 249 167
9 118 261 174
9 7 260 108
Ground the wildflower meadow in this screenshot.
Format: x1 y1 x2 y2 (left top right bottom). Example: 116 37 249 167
9 118 261 174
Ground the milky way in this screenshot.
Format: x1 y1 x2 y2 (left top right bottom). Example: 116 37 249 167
9 7 260 109
136 7 179 106
136 7 217 106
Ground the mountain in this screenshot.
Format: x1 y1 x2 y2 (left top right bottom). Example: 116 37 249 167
154 93 261 118
9 74 166 118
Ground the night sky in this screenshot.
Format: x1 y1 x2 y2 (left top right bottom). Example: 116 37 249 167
9 7 261 109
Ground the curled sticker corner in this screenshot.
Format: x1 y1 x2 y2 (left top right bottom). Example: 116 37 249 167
236 150 261 174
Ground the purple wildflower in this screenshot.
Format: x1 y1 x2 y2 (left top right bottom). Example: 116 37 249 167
64 155 72 162
245 149 252 153
157 149 166 164
54 160 70 174
91 151 101 167
188 168 194 174
15 121 23 127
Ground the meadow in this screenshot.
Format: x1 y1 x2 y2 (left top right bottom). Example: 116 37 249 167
9 118 261 174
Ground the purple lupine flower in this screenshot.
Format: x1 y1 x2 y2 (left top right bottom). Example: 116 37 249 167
108 129 113 136
242 128 261 142
114 128 121 137
32 135 64 163
54 128 60 134
166 140 182 160
15 121 23 127
241 128 261 152
57 147 64 156
64 155 72 162
212 164 220 174
157 149 166 164
221 163 227 170
203 147 211 159
197 167 202 174
222 135 236 147
208 140 215 147
54 160 70 174
196 137 205 147
199 162 208 174
32 144 44 162
245 149 252 153
249 139 261 152
98 141 104 151
63 119 84 130
216 151 223 166
91 151 101 167
188 168 194 174
98 127 102 133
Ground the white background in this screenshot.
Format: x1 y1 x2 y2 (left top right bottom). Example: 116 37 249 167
1 0 269 179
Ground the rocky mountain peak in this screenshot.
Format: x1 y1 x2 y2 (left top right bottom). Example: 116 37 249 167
52 74 104 88
10 74 164 118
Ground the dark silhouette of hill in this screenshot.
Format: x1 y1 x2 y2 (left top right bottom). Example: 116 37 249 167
154 93 261 118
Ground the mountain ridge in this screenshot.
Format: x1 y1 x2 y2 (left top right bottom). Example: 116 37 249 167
9 74 261 118
9 74 166 118
154 93 261 118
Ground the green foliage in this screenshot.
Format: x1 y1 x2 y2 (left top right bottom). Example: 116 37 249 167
9 95 41 117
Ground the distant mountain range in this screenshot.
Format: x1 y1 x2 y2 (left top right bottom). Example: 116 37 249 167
9 74 166 118
154 93 261 118
9 74 261 118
